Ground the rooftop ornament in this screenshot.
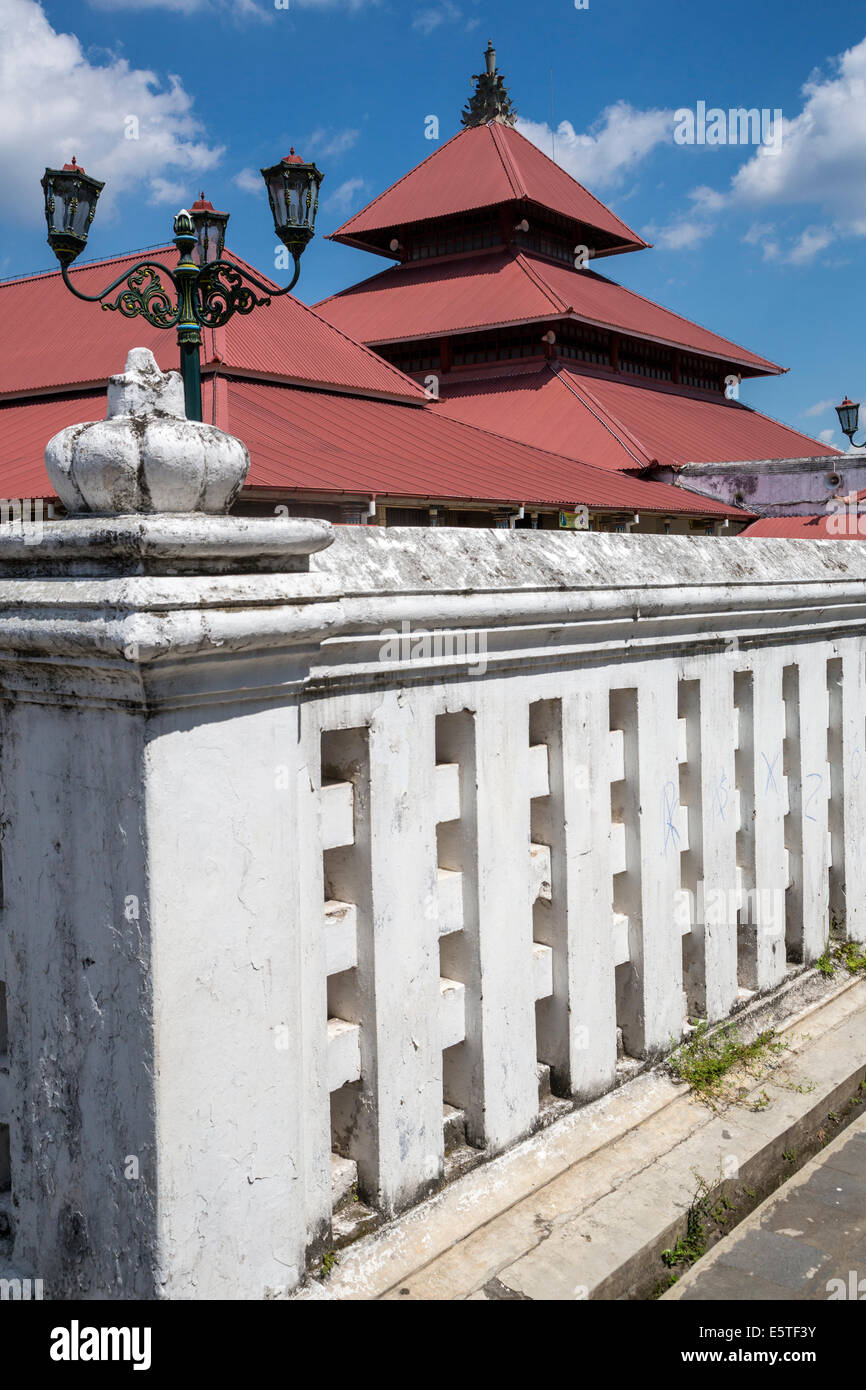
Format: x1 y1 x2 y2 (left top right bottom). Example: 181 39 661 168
836 396 863 446
40 151 324 423
461 40 518 129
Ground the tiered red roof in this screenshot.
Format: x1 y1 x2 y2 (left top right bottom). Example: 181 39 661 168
318 251 781 374
431 365 838 472
318 110 835 479
330 121 648 259
0 251 745 520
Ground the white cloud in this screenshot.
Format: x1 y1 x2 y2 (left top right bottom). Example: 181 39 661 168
148 176 187 205
234 167 264 195
533 36 866 261
305 127 360 160
803 398 838 418
742 220 835 265
731 38 866 228
688 185 726 213
89 0 263 13
819 429 836 443
1 0 224 229
89 0 377 9
781 225 835 264
325 177 368 213
686 36 866 249
644 217 714 251
743 221 775 244
413 1 461 33
742 221 780 260
517 102 673 190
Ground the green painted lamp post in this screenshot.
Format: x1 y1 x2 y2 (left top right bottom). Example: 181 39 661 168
836 396 863 446
41 151 324 422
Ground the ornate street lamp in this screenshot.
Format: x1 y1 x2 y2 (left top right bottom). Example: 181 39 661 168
41 158 105 266
836 396 862 445
261 148 323 262
188 193 230 267
41 151 324 422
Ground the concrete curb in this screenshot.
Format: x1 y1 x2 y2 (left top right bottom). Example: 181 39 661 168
298 970 866 1300
662 1108 866 1300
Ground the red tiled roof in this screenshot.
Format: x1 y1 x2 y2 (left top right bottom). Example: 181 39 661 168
740 514 864 539
0 378 746 517
561 369 842 469
432 364 839 471
434 366 646 470
0 249 426 403
0 391 98 498
316 251 782 374
231 379 744 512
330 122 647 254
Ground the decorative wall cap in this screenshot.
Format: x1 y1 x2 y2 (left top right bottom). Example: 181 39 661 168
45 347 251 515
674 456 847 475
0 514 334 579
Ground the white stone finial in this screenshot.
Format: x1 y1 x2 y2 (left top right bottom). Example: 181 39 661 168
45 347 250 515
105 346 186 420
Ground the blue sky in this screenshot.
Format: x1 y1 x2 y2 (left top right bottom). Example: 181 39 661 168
2 0 865 448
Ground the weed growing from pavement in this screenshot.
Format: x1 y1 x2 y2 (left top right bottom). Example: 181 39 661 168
651 1077 866 1297
661 1174 713 1270
815 941 866 978
668 1022 789 1108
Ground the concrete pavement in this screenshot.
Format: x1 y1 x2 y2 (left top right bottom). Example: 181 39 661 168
663 1109 866 1302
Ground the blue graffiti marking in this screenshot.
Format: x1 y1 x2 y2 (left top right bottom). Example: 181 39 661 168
804 772 823 823
712 770 730 824
761 750 781 794
662 782 680 855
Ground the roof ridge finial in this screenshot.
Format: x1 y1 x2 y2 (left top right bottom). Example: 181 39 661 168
461 39 517 129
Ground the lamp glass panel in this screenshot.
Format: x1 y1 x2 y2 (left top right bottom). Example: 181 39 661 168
71 188 94 236
838 401 860 435
286 172 307 226
268 175 287 228
191 211 228 265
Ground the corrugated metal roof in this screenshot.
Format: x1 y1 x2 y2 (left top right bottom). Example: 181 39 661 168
561 368 840 470
432 366 646 471
0 378 746 517
0 248 426 402
316 251 782 373
740 515 861 539
330 122 647 252
432 364 837 472
0 391 97 497
227 379 743 513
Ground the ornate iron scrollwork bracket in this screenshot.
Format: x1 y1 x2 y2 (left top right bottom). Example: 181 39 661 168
100 263 182 330
196 262 272 329
61 258 182 331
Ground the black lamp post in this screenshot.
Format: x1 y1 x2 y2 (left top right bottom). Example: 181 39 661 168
836 396 863 446
41 151 324 422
